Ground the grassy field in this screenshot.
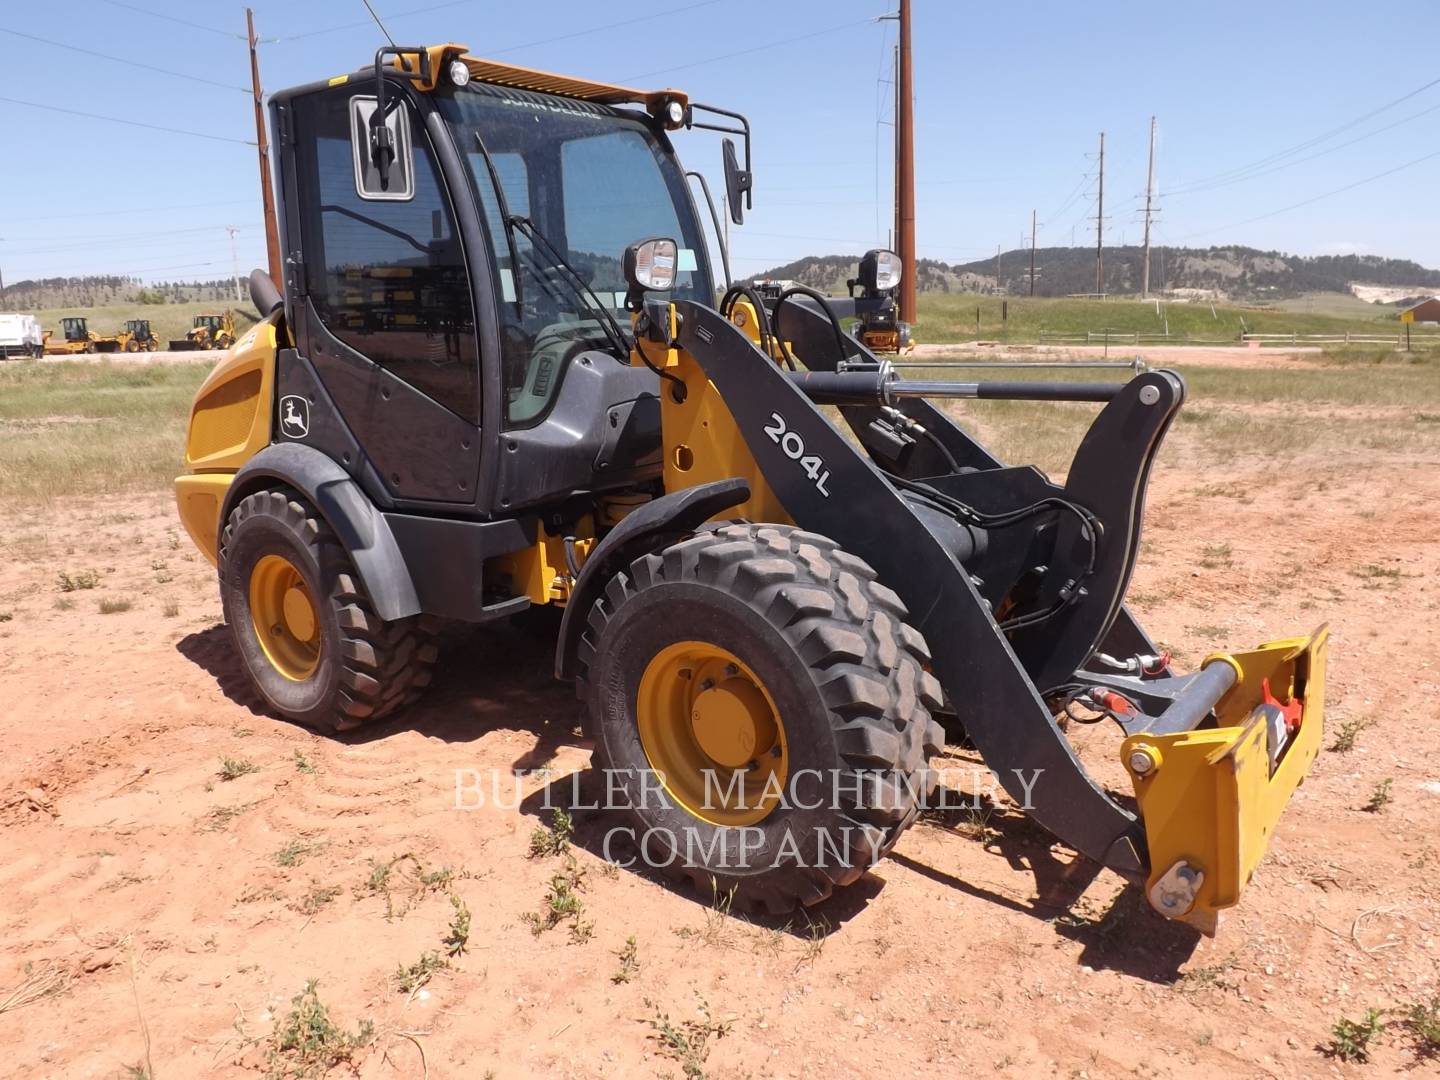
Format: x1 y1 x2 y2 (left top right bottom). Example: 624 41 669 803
895 350 1440 479
1266 290 1404 319
2 350 1436 507
912 292 1419 344
22 292 1421 351
28 300 262 346
0 360 211 504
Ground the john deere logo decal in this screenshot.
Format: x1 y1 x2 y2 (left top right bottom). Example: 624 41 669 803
280 396 309 439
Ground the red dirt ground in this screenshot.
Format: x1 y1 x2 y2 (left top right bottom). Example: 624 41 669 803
1 421 1438 1077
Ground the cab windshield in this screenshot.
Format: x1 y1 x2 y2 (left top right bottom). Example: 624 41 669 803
438 83 714 425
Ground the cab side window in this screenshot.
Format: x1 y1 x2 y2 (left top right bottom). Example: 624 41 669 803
299 88 479 423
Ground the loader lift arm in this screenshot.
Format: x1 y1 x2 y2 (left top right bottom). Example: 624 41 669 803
671 301 1157 879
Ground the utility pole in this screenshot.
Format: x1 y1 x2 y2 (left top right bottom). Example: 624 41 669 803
1094 131 1106 296
896 0 916 324
1141 115 1157 299
1029 209 1037 297
891 41 899 255
226 226 243 303
247 8 282 287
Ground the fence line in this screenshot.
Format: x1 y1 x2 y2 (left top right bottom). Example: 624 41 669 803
1030 329 1440 348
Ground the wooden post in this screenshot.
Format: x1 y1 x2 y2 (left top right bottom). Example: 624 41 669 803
1029 208 1037 296
896 0 916 325
248 8 283 287
1094 131 1105 295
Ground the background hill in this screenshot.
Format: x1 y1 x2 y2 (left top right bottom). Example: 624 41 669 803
0 276 248 312
751 246 1440 302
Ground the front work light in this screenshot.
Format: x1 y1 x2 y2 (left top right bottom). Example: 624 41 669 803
859 249 903 294
447 59 471 87
623 237 678 311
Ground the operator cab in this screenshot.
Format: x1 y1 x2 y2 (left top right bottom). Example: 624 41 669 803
270 48 721 518
62 317 88 341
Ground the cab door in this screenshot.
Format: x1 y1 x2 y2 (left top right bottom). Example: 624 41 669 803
284 83 481 507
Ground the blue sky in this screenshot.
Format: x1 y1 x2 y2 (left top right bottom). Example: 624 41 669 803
3 0 1439 285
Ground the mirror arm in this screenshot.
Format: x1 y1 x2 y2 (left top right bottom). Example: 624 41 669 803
369 46 433 186
688 104 752 196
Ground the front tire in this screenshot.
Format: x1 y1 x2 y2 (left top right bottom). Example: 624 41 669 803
580 522 944 913
219 490 437 733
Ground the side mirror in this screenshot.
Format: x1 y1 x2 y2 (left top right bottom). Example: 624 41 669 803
622 238 678 311
855 249 903 296
723 138 752 226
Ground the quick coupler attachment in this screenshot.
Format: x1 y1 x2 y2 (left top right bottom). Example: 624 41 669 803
1109 627 1329 933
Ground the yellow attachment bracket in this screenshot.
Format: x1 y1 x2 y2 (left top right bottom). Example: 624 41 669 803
1122 625 1329 933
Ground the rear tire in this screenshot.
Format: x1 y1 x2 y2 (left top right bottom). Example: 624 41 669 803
219 489 438 733
579 522 944 914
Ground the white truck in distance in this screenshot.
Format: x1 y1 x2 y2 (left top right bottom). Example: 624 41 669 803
0 314 44 359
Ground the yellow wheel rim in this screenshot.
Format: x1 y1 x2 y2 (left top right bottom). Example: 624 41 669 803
249 554 321 681
637 641 788 826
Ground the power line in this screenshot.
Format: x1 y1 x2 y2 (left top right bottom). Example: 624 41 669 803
1170 97 1440 197
623 16 878 82
1043 169 1091 226
5 224 262 255
1170 73 1440 194
272 0 472 43
0 95 256 145
5 200 254 224
1178 146 1440 240
97 0 244 39
0 26 249 92
490 0 724 57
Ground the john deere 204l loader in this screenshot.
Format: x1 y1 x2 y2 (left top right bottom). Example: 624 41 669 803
174 45 1326 932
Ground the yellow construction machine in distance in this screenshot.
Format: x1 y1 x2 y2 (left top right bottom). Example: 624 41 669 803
169 310 236 351
42 316 98 355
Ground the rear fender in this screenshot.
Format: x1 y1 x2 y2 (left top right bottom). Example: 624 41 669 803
221 442 421 622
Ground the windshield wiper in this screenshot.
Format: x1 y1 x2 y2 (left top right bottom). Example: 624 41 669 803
472 132 525 309
508 215 631 360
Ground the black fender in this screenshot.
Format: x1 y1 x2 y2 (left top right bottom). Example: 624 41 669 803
220 441 422 622
554 477 750 683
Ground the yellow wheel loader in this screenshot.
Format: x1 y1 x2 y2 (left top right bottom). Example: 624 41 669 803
115 318 160 353
174 45 1327 932
43 316 98 354
170 310 236 351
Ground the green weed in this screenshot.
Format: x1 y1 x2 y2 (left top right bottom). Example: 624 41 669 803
443 894 471 957
1327 1008 1383 1063
527 808 574 858
1364 778 1394 813
218 757 259 782
612 935 640 984
265 979 373 1079
1330 714 1376 753
644 995 730 1080
393 951 446 995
